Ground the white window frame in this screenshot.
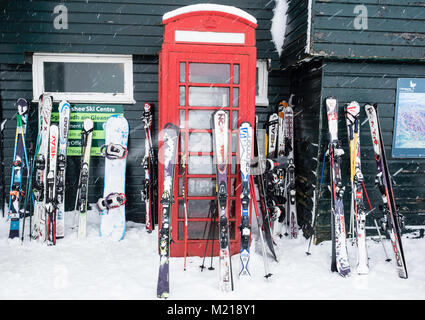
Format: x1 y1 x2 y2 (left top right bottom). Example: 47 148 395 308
256 59 270 107
32 52 135 104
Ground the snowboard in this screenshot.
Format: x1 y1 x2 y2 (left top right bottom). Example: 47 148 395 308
99 115 129 241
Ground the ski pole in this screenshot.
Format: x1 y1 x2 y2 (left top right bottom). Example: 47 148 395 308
361 181 391 262
306 146 327 255
181 154 189 271
200 200 215 271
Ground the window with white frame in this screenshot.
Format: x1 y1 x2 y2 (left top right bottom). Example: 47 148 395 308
32 53 134 103
256 59 270 107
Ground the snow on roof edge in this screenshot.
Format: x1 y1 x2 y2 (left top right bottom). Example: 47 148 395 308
162 4 257 25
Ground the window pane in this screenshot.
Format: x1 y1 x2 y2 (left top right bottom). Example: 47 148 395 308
180 62 186 83
188 110 228 130
189 87 229 107
179 86 186 106
233 88 239 107
44 62 124 93
188 156 215 174
188 178 216 197
233 64 239 84
189 63 230 84
189 132 213 153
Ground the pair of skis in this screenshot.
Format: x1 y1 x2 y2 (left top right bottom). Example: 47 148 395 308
325 97 407 279
267 101 298 238
141 103 156 233
32 95 70 244
8 98 29 239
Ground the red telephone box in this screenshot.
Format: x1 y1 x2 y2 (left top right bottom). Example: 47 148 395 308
158 4 257 258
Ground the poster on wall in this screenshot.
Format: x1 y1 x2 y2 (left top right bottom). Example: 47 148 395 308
393 78 425 158
51 104 124 156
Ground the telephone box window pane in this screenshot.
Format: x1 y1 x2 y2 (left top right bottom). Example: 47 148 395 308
188 178 215 197
180 62 186 83
233 64 239 84
188 156 215 174
178 221 217 240
232 132 237 153
232 111 238 129
189 132 213 153
188 110 229 129
188 200 215 218
189 87 229 107
189 63 230 84
44 62 124 93
179 86 186 106
233 88 239 107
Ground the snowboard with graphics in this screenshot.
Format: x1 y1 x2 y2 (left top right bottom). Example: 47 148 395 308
99 115 129 241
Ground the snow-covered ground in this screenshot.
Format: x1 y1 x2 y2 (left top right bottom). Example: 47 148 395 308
0 209 424 300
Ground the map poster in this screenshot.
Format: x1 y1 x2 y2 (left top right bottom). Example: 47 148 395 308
51 104 124 156
393 78 425 158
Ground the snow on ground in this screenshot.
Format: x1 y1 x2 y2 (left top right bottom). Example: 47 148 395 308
0 208 424 300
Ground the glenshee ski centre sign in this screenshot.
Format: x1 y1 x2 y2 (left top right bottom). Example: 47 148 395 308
51 104 124 156
393 78 425 158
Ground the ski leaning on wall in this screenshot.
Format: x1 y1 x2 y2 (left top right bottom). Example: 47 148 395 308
365 103 408 279
141 103 155 233
283 101 298 239
56 100 71 239
99 115 129 241
325 97 350 277
157 123 179 299
213 110 234 292
345 101 369 275
77 118 94 240
46 125 58 246
254 116 278 262
238 122 252 278
33 94 53 241
8 98 29 239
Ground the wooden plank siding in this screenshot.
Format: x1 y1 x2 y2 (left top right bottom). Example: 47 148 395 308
0 0 280 64
288 60 323 237
313 1 425 60
0 0 292 223
280 0 311 68
313 60 425 242
280 0 425 67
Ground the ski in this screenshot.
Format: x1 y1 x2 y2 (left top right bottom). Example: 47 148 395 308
325 97 350 277
99 115 129 241
284 101 298 239
365 103 408 279
141 102 155 232
254 116 278 262
56 100 70 239
267 113 279 159
212 110 234 291
46 125 58 245
157 123 179 299
8 98 29 239
239 122 252 278
32 94 52 241
77 118 94 239
345 101 369 274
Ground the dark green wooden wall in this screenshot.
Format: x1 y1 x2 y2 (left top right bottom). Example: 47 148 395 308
313 60 425 242
0 0 291 222
313 0 425 60
281 0 425 67
0 0 280 64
